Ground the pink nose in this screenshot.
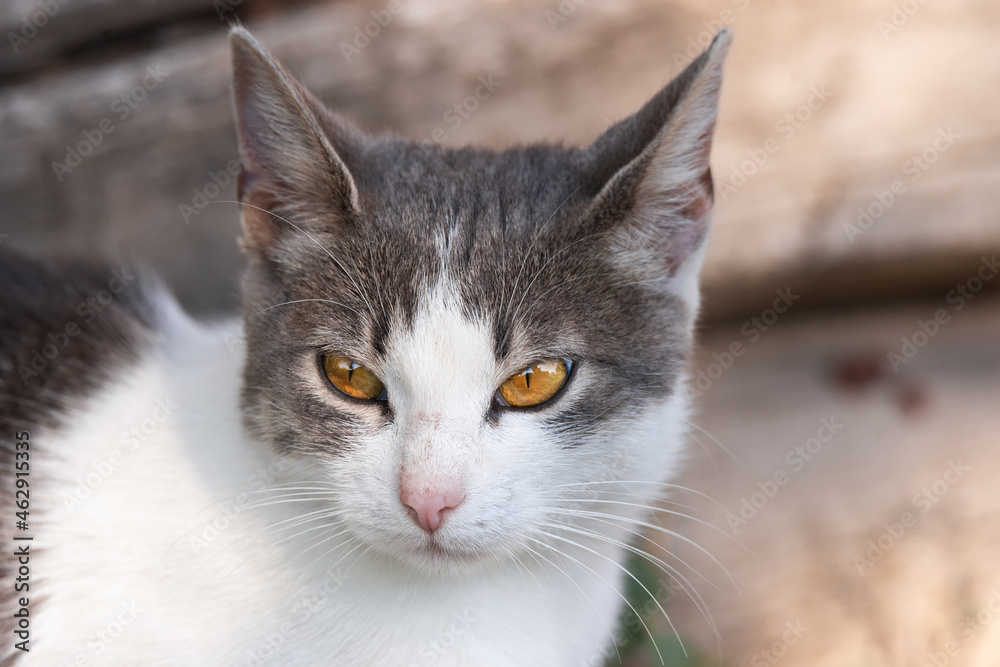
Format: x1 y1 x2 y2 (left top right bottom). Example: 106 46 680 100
400 483 464 534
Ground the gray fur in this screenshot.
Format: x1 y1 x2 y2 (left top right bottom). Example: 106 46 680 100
229 28 728 455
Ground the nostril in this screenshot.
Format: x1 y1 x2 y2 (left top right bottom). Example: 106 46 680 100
404 504 420 525
400 486 464 534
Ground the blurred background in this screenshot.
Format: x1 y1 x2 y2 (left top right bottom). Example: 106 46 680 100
1 0 999 665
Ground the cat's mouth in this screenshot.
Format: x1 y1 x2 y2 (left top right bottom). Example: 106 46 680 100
423 539 470 559
376 525 506 573
414 533 490 563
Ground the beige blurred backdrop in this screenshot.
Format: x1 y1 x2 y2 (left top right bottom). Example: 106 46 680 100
1 1 999 665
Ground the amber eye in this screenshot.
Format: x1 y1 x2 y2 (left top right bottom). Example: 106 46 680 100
322 354 386 401
497 359 571 408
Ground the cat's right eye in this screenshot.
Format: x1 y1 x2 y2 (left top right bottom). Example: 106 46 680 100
322 354 387 401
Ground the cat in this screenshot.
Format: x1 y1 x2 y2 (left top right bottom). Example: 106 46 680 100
0 25 730 666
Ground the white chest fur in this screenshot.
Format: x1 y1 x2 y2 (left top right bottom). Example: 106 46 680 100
24 309 687 667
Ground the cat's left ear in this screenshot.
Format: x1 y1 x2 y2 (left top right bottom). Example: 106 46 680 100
583 30 731 299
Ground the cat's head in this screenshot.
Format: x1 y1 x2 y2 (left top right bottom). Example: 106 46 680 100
230 27 730 575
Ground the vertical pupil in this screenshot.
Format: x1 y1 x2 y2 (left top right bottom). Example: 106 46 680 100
524 368 531 389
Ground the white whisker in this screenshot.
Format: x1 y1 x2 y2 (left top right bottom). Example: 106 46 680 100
519 541 622 665
539 518 723 652
528 533 669 664
682 418 744 469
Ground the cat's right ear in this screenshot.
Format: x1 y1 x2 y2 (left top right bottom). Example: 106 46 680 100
229 27 360 256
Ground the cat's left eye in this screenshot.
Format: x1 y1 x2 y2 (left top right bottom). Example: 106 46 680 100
496 359 572 408
322 354 386 401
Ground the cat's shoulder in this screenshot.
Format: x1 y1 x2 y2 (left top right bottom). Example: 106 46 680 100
0 247 156 430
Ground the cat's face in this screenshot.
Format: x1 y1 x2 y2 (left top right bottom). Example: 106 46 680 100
230 28 729 574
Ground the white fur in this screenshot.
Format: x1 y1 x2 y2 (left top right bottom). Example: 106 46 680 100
13 26 732 665
20 266 699 666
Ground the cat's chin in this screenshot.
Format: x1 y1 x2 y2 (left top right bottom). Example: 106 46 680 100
369 535 510 578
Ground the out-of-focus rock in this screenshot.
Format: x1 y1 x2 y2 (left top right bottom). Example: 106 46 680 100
0 0 997 317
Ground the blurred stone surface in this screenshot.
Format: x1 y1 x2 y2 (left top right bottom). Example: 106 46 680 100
0 0 997 317
659 293 1000 666
0 0 227 78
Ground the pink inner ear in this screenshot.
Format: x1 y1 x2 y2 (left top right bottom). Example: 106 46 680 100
240 186 281 253
648 167 713 275
669 167 713 272
665 215 708 275
237 163 263 202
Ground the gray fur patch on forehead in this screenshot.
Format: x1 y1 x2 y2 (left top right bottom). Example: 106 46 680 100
261 140 592 345
359 140 691 410
270 134 691 376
